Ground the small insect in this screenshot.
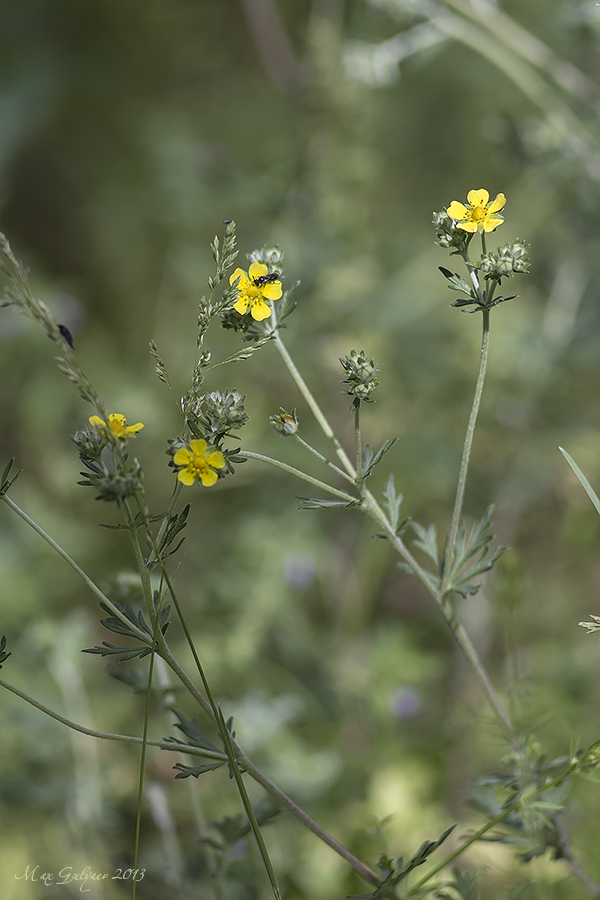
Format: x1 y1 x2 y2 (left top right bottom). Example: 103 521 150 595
253 272 279 286
58 323 75 349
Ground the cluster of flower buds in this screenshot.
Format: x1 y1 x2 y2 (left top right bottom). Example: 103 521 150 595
270 407 299 437
247 244 284 275
196 389 249 445
71 427 107 460
479 241 530 281
432 210 470 253
340 349 379 408
77 459 144 502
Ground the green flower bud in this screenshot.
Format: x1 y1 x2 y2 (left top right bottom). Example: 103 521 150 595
94 470 144 502
78 459 144 502
340 349 379 408
479 241 530 281
71 427 106 460
432 210 470 252
197 389 249 443
248 245 284 274
270 408 299 436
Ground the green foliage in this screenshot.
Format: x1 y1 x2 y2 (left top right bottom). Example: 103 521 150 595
435 868 479 900
0 459 21 498
82 597 170 661
145 503 190 566
350 826 455 899
0 635 11 670
362 439 398 481
464 737 577 863
403 506 505 598
4 1 600 897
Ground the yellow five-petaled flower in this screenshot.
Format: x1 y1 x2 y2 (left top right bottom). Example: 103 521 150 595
446 189 506 233
173 439 226 487
229 262 283 321
89 413 144 439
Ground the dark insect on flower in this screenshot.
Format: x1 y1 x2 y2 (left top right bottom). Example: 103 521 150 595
253 273 279 286
58 323 75 348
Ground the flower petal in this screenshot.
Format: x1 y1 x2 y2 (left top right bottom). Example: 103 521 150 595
199 468 219 487
250 298 272 321
446 201 468 220
467 188 489 207
262 282 283 300
205 451 226 469
482 216 504 232
177 468 196 486
189 439 208 455
89 415 106 428
234 296 250 315
173 448 193 466
457 221 479 233
126 422 144 434
248 261 268 280
487 193 506 214
230 267 248 287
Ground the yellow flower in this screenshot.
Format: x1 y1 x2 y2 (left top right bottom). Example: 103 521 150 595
229 262 283 321
173 439 225 487
446 189 506 233
89 413 144 439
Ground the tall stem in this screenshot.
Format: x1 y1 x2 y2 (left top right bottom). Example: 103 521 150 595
445 307 491 577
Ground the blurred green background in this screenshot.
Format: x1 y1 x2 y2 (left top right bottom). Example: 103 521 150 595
2 0 600 897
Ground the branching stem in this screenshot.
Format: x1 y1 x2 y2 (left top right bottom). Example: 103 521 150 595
272 327 515 743
241 450 357 501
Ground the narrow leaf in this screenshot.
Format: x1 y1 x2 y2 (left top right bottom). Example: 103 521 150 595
559 447 600 516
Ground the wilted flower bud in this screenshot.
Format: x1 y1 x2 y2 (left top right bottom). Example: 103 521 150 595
432 211 470 252
340 349 379 408
270 408 299 436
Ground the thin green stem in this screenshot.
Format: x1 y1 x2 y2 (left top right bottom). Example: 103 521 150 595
132 648 156 900
406 764 577 896
156 641 379 888
354 404 362 482
444 307 490 583
0 677 227 761
272 332 357 479
554 815 600 899
241 450 358 501
122 505 283 900
1 495 149 643
293 434 356 484
217 708 282 900
361 492 515 741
